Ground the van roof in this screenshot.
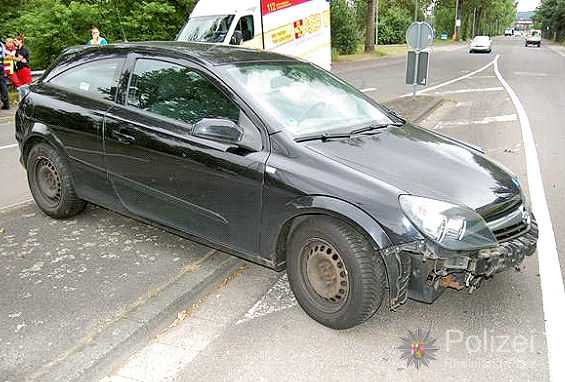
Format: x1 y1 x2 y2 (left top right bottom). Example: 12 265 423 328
191 0 258 17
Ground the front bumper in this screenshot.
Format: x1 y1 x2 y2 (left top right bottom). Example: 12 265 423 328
386 219 538 308
470 46 491 52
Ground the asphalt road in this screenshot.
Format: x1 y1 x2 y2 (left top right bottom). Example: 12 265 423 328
106 37 564 381
2 37 564 382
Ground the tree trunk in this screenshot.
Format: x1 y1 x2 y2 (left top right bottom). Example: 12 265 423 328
365 0 376 53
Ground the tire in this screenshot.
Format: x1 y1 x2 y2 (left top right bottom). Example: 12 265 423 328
287 216 387 329
26 143 86 218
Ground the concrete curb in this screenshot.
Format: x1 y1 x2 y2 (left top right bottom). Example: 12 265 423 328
382 95 445 123
31 252 243 382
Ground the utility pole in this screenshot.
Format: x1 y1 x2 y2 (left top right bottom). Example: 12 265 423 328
453 0 462 40
375 0 379 46
415 0 418 21
472 8 476 37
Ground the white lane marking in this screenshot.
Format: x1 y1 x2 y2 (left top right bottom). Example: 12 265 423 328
0 143 18 151
469 75 497 79
0 198 33 211
361 87 377 93
514 71 549 77
433 114 517 129
236 273 296 325
432 87 504 96
401 55 498 97
494 55 565 382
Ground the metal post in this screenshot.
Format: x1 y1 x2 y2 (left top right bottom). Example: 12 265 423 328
415 0 418 22
413 50 419 98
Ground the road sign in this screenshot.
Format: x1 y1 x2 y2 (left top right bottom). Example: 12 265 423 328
406 22 434 51
406 51 429 86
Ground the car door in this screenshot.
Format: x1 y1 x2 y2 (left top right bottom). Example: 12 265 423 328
103 55 268 255
33 54 126 205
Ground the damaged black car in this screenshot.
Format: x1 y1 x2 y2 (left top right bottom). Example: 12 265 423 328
15 42 538 329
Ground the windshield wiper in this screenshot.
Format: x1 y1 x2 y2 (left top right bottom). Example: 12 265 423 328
294 132 352 143
350 121 403 136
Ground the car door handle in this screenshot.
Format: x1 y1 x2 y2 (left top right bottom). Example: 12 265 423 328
111 130 136 144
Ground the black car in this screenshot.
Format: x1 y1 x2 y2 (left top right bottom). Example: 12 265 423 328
15 42 538 329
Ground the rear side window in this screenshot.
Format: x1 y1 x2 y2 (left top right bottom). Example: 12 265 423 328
49 58 124 101
126 59 240 125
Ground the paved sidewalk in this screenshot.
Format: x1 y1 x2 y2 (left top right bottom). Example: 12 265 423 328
0 203 241 382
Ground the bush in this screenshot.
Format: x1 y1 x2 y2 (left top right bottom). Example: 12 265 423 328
377 6 412 45
331 0 360 55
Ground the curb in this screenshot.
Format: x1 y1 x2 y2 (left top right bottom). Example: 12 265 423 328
413 96 445 123
382 95 445 124
32 251 243 382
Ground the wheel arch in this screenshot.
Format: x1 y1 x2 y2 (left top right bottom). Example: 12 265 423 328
21 123 69 166
271 195 395 289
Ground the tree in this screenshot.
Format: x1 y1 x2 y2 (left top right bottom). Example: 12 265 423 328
331 0 360 54
0 0 196 69
365 0 376 52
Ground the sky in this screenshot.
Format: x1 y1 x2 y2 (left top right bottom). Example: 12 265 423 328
518 0 541 12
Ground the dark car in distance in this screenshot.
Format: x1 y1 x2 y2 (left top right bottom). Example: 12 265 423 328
15 42 538 329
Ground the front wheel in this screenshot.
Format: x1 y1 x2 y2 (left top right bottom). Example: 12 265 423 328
287 217 387 329
27 143 86 218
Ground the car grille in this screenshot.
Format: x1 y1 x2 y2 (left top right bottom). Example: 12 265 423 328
483 199 530 242
492 221 529 242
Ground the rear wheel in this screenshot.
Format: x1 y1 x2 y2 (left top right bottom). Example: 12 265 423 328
26 143 86 218
287 216 387 329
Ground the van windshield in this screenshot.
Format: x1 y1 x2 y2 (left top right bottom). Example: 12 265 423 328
177 15 234 43
224 63 392 137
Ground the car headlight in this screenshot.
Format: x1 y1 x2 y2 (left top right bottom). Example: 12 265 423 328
399 195 497 251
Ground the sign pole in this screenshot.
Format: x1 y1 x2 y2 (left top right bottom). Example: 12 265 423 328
413 50 419 98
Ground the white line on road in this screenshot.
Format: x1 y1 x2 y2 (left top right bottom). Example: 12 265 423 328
433 114 517 129
494 55 565 382
468 75 497 79
361 87 377 93
432 87 504 96
0 143 18 151
401 56 498 97
513 71 549 77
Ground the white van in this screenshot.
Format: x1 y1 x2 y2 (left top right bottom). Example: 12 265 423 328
176 0 332 69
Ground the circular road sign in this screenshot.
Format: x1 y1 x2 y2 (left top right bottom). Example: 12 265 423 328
406 22 434 51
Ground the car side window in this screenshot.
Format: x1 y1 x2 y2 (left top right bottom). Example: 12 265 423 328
127 59 241 125
49 58 124 101
236 15 254 42
127 59 262 150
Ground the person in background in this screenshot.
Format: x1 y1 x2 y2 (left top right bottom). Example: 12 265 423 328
13 35 32 97
88 27 108 46
0 39 10 110
3 38 17 88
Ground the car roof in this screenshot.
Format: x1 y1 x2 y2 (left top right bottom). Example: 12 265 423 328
63 41 298 67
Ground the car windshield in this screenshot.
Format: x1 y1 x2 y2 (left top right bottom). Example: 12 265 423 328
177 15 234 43
224 63 392 137
531 31 540 36
474 36 489 44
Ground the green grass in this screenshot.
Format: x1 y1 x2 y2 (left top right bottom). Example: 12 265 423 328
334 39 460 62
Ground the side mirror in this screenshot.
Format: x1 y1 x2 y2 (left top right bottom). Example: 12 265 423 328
193 118 243 144
230 31 243 46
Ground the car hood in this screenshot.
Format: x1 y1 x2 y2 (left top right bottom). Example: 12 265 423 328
304 124 519 215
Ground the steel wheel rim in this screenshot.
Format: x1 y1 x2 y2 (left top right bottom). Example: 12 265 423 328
34 156 62 208
302 239 349 311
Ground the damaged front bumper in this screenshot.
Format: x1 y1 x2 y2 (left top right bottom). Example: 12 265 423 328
384 218 539 309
